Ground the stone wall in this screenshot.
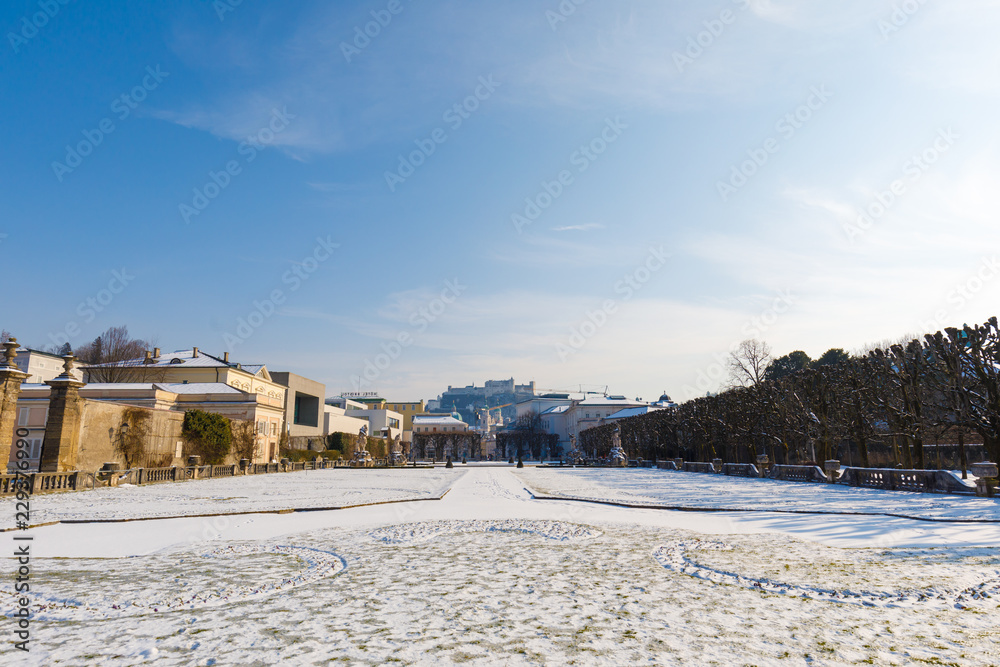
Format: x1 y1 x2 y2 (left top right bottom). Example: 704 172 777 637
77 400 186 471
287 435 326 452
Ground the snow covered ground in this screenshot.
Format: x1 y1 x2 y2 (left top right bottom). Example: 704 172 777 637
0 468 458 529
516 466 1000 522
3 466 1000 665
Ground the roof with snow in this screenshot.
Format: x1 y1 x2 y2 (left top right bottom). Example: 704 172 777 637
605 406 668 420
155 382 244 395
83 349 269 376
575 396 647 407
413 415 468 426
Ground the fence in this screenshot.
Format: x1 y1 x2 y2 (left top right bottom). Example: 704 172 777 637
0 457 361 497
721 463 760 478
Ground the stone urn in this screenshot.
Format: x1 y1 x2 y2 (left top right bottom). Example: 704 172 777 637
971 462 998 498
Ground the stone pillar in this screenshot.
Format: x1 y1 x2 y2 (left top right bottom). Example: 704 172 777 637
0 338 31 472
971 462 998 498
824 459 841 484
756 454 770 478
38 355 87 473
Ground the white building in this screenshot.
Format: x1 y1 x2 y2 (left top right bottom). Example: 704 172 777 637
351 408 403 440
323 405 369 437
515 393 653 452
12 348 84 383
412 414 469 434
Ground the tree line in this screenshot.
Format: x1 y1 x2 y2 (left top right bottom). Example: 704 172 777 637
580 318 1000 471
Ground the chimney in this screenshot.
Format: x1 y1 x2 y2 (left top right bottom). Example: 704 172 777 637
192 347 199 358
144 350 152 364
153 347 161 359
223 352 230 363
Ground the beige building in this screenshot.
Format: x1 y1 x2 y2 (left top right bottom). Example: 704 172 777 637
385 400 425 431
79 347 288 461
9 380 284 471
83 348 287 404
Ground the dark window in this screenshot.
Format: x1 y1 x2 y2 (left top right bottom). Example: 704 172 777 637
293 392 320 427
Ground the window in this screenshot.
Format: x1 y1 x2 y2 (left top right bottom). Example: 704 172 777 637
18 408 29 426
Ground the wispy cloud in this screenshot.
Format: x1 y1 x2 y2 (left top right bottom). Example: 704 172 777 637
552 223 605 232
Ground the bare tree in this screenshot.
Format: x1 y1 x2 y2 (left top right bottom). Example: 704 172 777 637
78 325 162 383
727 339 772 388
0 330 10 344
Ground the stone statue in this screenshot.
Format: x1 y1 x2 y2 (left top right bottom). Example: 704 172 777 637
608 425 627 467
352 425 373 467
566 434 585 465
389 434 404 465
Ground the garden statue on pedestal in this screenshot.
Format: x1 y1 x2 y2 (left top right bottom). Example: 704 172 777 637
565 434 586 465
389 434 405 466
608 426 627 467
352 425 373 467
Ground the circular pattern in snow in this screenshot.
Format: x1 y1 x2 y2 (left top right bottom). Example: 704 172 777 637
653 540 1000 609
369 520 602 545
11 544 346 621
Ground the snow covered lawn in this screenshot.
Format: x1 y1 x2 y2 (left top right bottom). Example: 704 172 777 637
515 466 1000 521
0 468 461 529
4 468 1000 665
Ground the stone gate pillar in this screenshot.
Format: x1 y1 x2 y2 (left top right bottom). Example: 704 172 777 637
0 338 31 471
38 355 87 473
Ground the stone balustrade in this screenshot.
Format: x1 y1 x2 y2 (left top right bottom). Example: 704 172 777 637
721 463 760 478
0 456 355 497
768 465 828 483
838 467 975 494
682 461 717 474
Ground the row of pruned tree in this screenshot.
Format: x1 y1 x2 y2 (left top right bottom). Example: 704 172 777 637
411 432 483 461
496 411 560 460
580 318 1000 470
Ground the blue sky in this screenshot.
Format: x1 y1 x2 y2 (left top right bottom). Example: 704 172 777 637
3 0 1000 403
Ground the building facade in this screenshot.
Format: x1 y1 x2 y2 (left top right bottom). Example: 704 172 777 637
270 372 326 449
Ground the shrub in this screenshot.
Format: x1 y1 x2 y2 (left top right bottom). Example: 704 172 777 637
182 410 232 465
